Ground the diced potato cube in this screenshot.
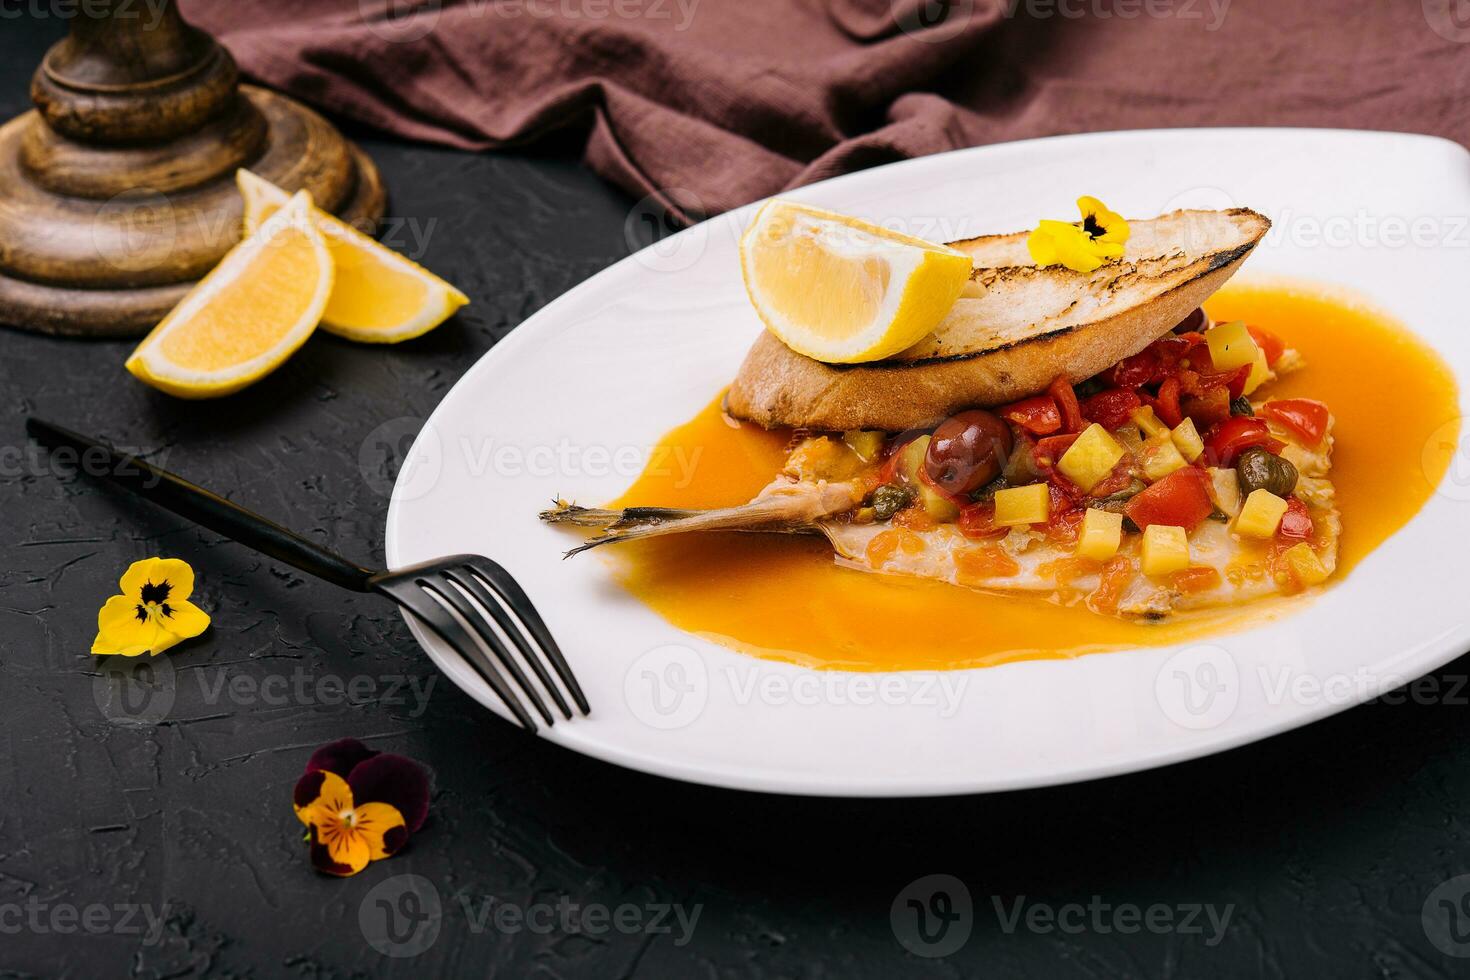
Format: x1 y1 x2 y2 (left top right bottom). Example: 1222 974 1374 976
842 430 885 463
994 483 1050 526
1140 431 1189 481
1283 542 1330 586
1205 320 1259 371
1141 524 1191 577
1057 423 1125 492
1234 488 1288 539
1242 348 1272 395
1075 508 1123 561
894 435 930 484
1130 405 1169 439
916 482 960 522
1171 418 1204 462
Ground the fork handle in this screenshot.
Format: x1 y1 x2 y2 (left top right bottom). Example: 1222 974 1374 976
27 418 376 593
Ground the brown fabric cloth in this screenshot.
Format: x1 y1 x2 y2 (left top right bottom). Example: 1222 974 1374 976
182 0 1470 220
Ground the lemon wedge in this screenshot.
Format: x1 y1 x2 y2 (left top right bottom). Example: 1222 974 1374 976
126 192 332 399
738 200 972 364
238 169 468 343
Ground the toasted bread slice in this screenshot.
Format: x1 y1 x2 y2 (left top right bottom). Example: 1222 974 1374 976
726 208 1271 431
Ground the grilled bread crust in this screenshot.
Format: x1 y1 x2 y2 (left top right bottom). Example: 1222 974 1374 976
726 208 1271 431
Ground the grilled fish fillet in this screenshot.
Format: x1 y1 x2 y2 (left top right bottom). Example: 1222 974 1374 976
726 208 1271 431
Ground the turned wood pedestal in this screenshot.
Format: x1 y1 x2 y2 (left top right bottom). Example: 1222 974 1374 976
0 1 385 337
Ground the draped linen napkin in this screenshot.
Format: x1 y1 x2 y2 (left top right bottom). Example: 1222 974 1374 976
183 0 1470 219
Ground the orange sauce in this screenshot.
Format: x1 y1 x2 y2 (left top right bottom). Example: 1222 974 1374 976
599 284 1459 671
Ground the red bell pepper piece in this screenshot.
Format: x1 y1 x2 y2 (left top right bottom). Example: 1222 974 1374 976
1279 497 1314 540
1203 416 1284 467
1247 325 1286 366
1124 467 1214 532
1048 376 1084 432
1080 388 1142 431
1261 399 1330 445
1154 376 1184 428
999 396 1062 436
1034 433 1079 466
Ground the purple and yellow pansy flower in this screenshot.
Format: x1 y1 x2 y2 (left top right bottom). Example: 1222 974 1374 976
293 738 430 877
1027 195 1131 273
92 557 210 657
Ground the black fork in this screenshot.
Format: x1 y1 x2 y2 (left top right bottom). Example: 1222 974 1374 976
26 418 589 733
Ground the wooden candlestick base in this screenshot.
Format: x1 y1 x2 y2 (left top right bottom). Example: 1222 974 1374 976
0 2 384 338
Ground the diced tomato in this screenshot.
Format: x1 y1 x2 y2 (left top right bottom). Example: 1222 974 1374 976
1044 506 1086 546
1034 432 1079 466
1123 467 1213 531
957 501 1008 540
1081 388 1142 431
1048 480 1084 515
1090 556 1136 613
1109 347 1160 389
1171 566 1222 594
1248 325 1286 366
1202 416 1285 467
1154 376 1184 428
1180 386 1231 430
999 395 1062 436
1048 376 1084 432
1279 497 1313 540
1261 399 1330 445
1087 461 1136 500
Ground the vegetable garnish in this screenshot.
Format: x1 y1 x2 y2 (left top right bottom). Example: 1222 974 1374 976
91 557 210 657
1026 196 1132 273
293 738 430 877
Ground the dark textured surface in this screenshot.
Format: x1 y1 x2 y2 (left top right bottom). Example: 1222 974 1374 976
3 14 1470 979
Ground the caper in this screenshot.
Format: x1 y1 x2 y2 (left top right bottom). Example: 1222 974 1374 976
870 484 915 521
1230 396 1254 417
1235 446 1298 497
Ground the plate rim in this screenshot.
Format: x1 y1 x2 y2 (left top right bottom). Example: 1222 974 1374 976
386 126 1470 797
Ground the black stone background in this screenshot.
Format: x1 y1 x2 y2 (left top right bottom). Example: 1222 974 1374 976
3 11 1470 979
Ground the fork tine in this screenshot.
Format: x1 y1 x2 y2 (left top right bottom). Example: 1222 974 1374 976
427 571 556 725
397 583 538 732
468 556 591 715
443 567 572 720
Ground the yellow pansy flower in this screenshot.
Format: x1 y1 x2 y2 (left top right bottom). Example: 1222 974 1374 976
1026 196 1131 273
294 770 408 876
92 557 210 657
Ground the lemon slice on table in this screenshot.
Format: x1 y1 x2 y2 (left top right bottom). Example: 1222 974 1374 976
125 192 332 399
238 169 469 343
738 200 972 364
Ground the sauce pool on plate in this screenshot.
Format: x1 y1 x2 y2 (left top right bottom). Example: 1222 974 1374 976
598 284 1460 672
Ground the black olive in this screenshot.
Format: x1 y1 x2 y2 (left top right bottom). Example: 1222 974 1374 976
870 484 915 521
1235 446 1298 498
1230 396 1254 417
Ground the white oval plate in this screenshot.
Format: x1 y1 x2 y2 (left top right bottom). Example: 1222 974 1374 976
386 128 1470 796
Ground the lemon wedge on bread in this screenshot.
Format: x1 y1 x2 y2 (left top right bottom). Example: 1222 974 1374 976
238 169 468 343
738 200 972 364
125 192 332 399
